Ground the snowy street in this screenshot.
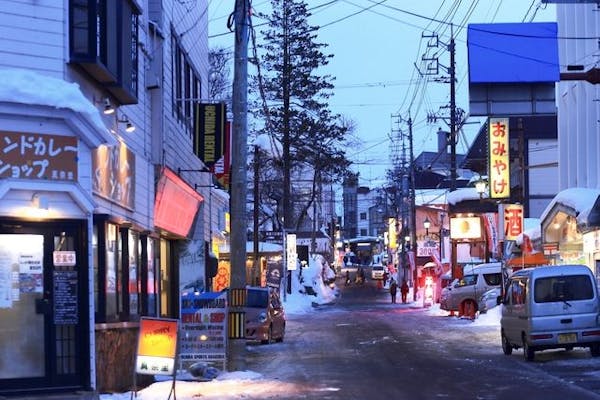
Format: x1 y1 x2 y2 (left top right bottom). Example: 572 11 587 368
103 272 600 400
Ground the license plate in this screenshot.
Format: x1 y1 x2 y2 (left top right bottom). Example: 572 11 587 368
558 333 577 343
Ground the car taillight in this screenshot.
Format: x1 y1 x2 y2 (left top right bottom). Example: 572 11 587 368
582 330 600 336
530 334 553 340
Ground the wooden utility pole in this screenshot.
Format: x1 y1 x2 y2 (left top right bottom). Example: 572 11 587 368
449 24 457 192
229 0 250 370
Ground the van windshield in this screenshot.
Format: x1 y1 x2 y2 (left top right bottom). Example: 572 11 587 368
246 289 269 308
534 275 594 303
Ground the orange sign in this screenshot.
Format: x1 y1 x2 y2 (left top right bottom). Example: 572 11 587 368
488 118 510 199
501 203 523 241
135 317 178 375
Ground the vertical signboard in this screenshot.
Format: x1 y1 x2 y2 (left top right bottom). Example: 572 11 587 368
193 103 226 168
488 118 510 199
500 203 524 241
179 292 227 369
286 233 297 271
135 317 178 376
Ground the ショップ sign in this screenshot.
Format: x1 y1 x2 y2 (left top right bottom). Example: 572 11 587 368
135 317 178 376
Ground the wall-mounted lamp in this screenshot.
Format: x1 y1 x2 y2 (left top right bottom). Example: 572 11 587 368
94 96 115 115
32 193 49 210
117 114 136 133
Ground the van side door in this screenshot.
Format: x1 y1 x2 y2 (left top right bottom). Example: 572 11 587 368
503 276 528 343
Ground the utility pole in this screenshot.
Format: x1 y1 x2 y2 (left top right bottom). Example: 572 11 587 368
407 115 417 300
253 145 260 286
449 24 457 192
229 0 250 371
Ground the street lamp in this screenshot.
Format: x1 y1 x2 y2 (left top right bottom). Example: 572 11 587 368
475 176 487 199
423 216 431 236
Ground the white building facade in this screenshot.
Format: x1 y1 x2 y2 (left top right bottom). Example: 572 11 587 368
0 0 227 396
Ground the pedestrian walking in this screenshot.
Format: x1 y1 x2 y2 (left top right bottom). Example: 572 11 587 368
345 270 351 286
401 279 409 303
389 278 398 303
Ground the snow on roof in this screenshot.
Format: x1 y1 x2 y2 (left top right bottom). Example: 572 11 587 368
0 68 108 135
540 187 600 224
446 187 482 204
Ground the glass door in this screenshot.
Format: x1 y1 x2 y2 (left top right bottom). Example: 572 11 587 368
0 234 46 379
0 220 88 393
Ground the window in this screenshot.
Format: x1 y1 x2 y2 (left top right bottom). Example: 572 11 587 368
69 0 140 104
93 219 159 323
171 28 203 135
360 212 367 220
508 278 527 305
483 273 502 286
534 275 594 303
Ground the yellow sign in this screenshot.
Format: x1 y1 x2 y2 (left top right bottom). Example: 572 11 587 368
488 118 510 199
135 317 178 375
388 218 397 249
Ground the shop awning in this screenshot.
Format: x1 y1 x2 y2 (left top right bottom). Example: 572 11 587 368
154 167 204 237
506 252 549 267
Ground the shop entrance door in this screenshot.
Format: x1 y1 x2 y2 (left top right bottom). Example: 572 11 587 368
0 220 88 393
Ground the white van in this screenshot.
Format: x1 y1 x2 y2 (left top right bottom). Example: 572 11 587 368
440 262 504 317
500 264 600 361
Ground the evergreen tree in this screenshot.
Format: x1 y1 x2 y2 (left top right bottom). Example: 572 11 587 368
252 0 352 231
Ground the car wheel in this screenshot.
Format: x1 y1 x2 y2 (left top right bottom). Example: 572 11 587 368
522 334 535 362
275 323 285 343
501 331 512 355
590 343 600 357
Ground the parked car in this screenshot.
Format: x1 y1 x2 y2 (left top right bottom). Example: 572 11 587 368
371 265 386 280
440 262 504 317
245 287 285 344
478 287 502 314
499 264 600 361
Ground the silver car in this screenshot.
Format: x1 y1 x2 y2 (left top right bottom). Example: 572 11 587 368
440 263 503 317
478 287 502 314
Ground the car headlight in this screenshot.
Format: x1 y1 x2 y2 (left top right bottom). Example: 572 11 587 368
258 312 267 323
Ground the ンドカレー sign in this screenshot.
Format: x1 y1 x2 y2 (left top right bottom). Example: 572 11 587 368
0 131 78 180
135 317 178 376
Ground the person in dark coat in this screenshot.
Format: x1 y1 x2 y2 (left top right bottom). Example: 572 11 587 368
401 279 410 303
389 278 398 303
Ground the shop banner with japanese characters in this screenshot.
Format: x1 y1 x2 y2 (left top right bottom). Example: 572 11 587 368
179 291 227 368
488 118 510 199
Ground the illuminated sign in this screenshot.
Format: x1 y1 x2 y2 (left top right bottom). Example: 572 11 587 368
154 168 204 237
0 131 78 180
501 204 524 241
488 118 510 199
388 218 397 249
135 317 178 376
450 216 482 240
286 233 297 271
93 143 135 209
194 103 226 168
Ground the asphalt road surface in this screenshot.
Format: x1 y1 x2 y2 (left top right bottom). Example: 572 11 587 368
244 271 600 400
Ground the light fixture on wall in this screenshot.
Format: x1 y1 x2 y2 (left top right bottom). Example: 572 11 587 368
94 96 115 115
117 113 136 133
31 192 49 210
423 216 431 236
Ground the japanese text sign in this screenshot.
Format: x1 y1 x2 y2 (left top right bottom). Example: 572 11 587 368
450 216 482 240
500 203 524 241
488 118 510 199
135 317 178 376
0 131 78 180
